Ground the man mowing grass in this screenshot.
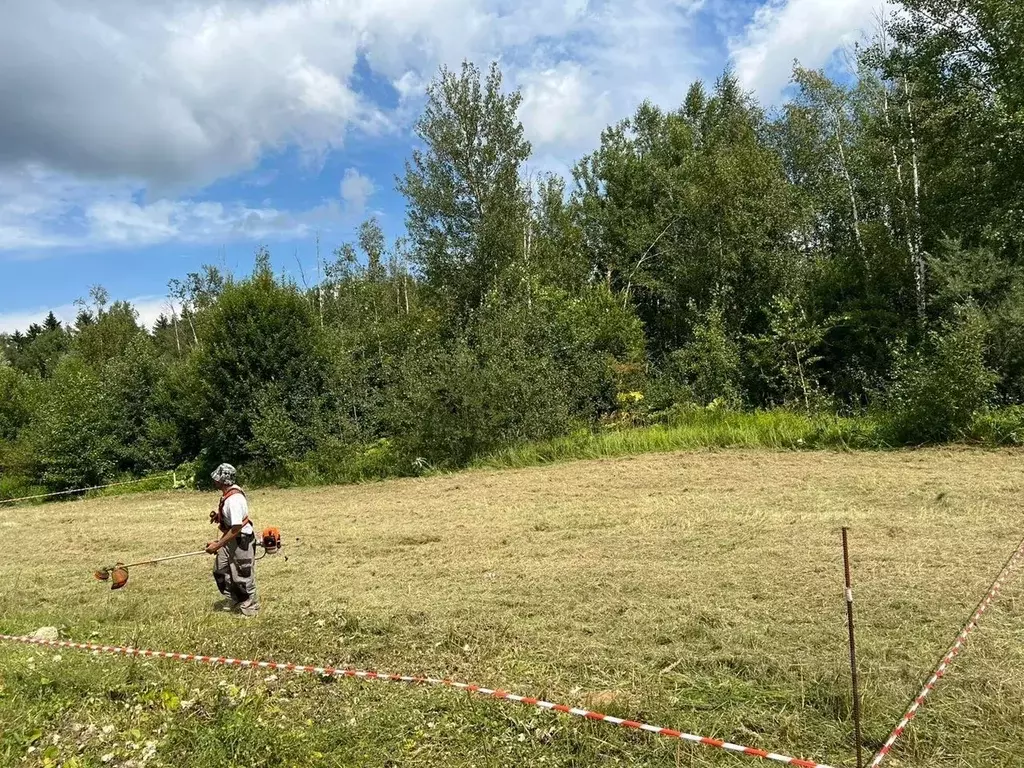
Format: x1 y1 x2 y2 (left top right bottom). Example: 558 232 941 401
206 463 259 617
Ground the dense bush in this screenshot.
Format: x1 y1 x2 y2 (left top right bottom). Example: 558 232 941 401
22 356 116 489
393 285 640 465
103 335 176 474
193 256 336 476
967 406 1024 446
0 364 33 443
880 306 998 444
652 302 743 409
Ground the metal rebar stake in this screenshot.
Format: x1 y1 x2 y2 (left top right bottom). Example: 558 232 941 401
842 527 864 768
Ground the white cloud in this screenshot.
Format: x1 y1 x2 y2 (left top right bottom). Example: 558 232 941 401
0 295 178 335
82 198 332 248
0 0 720 252
0 226 73 252
2 0 714 179
339 169 377 217
509 0 710 167
0 164 361 252
133 297 179 331
517 63 613 152
0 0 375 190
0 191 347 252
0 305 75 335
393 71 427 103
0 166 96 252
729 0 892 102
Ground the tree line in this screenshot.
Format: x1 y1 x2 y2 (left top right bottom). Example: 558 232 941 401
2 0 1023 495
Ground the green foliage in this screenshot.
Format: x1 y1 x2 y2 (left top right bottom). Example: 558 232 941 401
746 297 833 413
22 356 116 489
393 283 643 465
881 305 998 443
398 60 531 318
193 255 334 475
869 0 1024 299
929 237 1017 309
0 363 34 443
395 303 573 466
530 174 590 288
73 299 144 368
573 76 802 356
543 284 646 417
5 321 70 377
966 406 1024 446
654 302 742 409
989 279 1024 402
102 335 176 474
476 409 880 469
359 217 387 282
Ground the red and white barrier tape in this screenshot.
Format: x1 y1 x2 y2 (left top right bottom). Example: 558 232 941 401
0 633 835 768
869 536 1024 767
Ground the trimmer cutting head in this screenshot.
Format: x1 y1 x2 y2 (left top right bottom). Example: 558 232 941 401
94 563 130 589
110 567 129 590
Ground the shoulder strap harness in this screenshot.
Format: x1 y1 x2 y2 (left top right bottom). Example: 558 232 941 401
216 487 251 532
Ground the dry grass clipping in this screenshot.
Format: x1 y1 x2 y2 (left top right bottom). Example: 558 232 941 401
1 449 1022 767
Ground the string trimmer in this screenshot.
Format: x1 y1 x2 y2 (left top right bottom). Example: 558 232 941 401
94 551 207 590
94 528 284 590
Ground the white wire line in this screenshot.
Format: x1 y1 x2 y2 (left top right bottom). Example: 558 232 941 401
0 473 177 506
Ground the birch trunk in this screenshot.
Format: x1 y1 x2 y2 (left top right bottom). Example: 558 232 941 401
833 109 866 260
905 78 926 322
882 79 919 288
171 308 181 356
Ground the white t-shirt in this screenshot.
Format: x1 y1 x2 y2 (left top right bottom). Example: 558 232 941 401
222 486 254 535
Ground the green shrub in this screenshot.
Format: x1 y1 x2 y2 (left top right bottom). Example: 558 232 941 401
21 357 117 489
102 335 176 474
0 364 34 442
193 254 336 476
396 328 573 467
967 406 1024 446
245 438 407 488
746 297 833 414
0 474 46 503
394 284 643 466
651 303 742 410
880 305 997 444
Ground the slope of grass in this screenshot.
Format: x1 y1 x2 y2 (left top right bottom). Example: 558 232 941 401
8 407 1024 507
475 410 881 470
1 450 1023 768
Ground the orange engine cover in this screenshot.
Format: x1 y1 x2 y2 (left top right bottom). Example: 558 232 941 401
261 527 282 554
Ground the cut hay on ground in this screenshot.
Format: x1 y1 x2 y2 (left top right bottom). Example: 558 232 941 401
1 450 1022 767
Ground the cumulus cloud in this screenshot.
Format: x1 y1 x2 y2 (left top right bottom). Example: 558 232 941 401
510 0 709 162
0 0 714 251
517 63 613 152
0 0 883 254
728 0 893 102
0 0 372 189
339 169 377 216
0 1 713 188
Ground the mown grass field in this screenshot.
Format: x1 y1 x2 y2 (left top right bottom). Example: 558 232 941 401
1 449 1023 768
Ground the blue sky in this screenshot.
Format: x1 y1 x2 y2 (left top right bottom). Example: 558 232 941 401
0 0 886 333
